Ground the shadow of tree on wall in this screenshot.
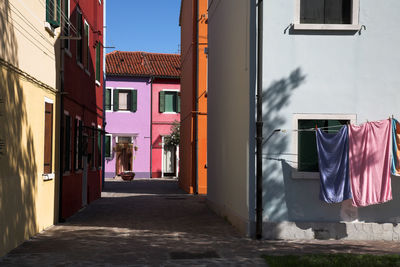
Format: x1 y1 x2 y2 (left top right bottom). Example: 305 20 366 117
261 68 306 235
0 0 37 256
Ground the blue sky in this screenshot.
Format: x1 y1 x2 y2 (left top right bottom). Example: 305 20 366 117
106 0 182 54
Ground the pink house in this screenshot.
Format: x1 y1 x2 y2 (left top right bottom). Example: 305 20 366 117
106 52 180 178
152 79 181 177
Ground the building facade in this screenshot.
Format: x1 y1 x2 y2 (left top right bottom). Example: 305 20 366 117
105 52 181 179
60 0 104 219
179 0 208 194
0 0 60 256
208 0 400 240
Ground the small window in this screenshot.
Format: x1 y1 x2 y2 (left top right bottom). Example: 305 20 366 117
159 91 180 113
74 118 83 170
105 134 112 158
294 0 360 30
292 114 356 179
46 0 61 28
44 102 53 174
76 9 83 64
64 113 71 172
298 119 348 172
117 136 132 144
112 89 137 112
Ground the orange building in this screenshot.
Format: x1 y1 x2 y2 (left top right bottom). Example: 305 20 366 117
179 0 208 194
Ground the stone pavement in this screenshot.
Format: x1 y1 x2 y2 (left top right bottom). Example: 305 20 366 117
2 178 400 266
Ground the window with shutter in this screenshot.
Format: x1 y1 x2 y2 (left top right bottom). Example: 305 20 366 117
44 102 53 174
64 114 71 172
96 42 101 82
76 9 83 63
84 21 89 70
46 0 61 28
78 120 83 169
97 128 102 167
105 89 111 110
74 118 78 170
63 0 70 50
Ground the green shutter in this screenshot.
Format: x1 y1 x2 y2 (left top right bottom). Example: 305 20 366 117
46 0 60 27
96 42 101 81
131 90 137 112
177 93 181 113
113 89 119 111
159 91 165 113
105 89 111 110
105 136 111 158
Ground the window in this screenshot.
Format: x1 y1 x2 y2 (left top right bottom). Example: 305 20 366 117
159 91 180 113
74 118 83 170
112 89 137 112
63 0 70 50
95 42 101 82
105 134 112 158
84 21 90 70
292 114 356 179
44 102 53 174
46 0 61 28
89 124 95 169
64 113 71 172
294 0 360 30
97 126 102 167
105 88 111 110
117 136 132 144
76 8 83 64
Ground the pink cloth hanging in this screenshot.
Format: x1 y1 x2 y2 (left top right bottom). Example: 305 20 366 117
348 119 392 207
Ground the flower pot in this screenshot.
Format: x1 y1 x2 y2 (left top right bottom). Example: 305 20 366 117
121 172 135 181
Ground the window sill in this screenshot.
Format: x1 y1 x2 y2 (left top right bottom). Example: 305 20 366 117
77 62 84 69
63 171 71 176
95 80 101 87
162 112 178 115
42 173 55 181
85 69 91 76
293 23 361 31
292 169 320 179
44 22 56 37
75 170 83 174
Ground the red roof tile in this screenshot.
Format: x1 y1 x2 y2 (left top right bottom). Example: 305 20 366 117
106 51 180 78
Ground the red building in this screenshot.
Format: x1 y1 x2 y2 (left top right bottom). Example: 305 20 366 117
60 0 104 219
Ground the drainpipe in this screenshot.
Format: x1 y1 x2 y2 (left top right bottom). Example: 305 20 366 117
58 27 65 223
150 76 153 178
256 0 264 239
102 0 107 190
192 0 199 194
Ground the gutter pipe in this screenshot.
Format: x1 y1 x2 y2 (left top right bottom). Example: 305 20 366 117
58 26 65 223
192 0 199 194
256 0 264 239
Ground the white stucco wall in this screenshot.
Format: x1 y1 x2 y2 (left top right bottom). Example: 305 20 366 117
261 0 400 232
207 0 256 235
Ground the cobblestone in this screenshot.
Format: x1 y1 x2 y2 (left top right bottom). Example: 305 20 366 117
1 178 400 266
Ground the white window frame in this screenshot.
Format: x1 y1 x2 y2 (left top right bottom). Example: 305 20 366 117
291 113 356 179
115 87 136 113
106 87 113 112
64 0 71 56
84 20 90 73
43 97 55 180
293 0 360 31
161 89 180 114
63 110 72 175
105 134 113 159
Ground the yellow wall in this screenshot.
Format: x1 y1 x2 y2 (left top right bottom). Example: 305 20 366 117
0 0 59 257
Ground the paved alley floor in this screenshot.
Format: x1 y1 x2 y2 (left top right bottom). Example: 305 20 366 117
2 178 400 266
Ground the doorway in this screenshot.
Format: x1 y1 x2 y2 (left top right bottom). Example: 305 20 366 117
162 137 177 177
115 136 134 175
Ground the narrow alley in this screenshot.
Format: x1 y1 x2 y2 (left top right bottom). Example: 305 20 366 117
2 178 400 266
